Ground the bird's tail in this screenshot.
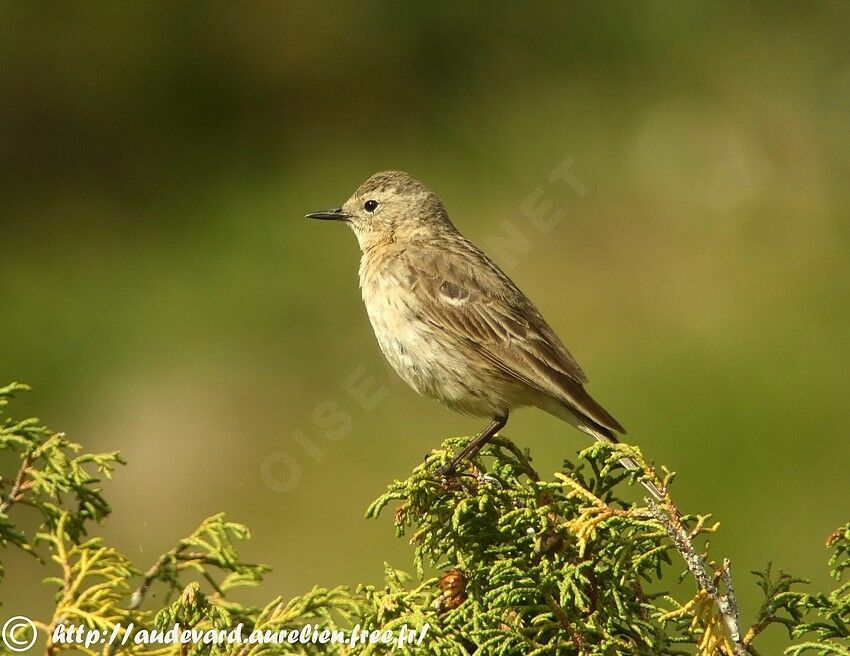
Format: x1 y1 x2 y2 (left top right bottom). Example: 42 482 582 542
538 397 663 501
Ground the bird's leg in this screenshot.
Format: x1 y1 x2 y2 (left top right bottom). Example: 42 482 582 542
440 415 508 476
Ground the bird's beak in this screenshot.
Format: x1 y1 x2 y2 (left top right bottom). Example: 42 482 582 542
305 207 350 222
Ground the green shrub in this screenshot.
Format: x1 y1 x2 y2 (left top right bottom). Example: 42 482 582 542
1 382 848 655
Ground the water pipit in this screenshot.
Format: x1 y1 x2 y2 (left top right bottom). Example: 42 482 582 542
308 171 654 494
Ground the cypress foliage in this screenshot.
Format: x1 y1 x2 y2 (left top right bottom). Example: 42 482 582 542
1 382 848 655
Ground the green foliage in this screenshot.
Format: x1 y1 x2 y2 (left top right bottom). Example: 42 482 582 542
2 383 849 655
783 524 850 656
365 437 683 654
0 382 123 575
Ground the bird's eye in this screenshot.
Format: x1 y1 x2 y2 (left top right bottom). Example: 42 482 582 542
364 199 379 212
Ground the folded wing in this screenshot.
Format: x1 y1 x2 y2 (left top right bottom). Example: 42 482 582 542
408 241 625 435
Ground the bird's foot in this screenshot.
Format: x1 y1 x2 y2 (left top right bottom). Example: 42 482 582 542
436 458 481 492
438 468 473 492
437 462 457 478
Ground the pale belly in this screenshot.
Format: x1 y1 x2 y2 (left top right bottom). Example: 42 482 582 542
361 278 523 418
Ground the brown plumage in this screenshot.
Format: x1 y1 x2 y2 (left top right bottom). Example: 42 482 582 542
307 170 638 480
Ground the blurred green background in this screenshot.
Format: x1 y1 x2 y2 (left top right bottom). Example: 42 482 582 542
2 2 849 651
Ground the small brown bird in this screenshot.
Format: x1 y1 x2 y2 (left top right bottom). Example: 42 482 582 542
308 171 646 485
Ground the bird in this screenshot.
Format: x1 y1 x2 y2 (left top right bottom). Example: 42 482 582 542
307 170 656 496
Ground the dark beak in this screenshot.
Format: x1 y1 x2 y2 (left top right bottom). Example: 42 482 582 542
305 207 350 221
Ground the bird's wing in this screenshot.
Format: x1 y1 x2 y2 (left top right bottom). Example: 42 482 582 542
407 241 625 434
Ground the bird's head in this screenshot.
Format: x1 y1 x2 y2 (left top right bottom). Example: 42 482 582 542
306 170 454 250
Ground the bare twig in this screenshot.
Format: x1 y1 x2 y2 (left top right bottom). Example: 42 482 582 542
128 546 188 610
648 498 746 656
546 592 585 653
720 558 742 645
0 453 34 515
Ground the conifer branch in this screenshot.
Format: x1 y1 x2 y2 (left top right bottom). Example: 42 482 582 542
649 499 745 655
2 382 849 655
0 453 34 515
129 549 182 611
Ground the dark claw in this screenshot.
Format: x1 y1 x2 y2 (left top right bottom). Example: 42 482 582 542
437 463 457 478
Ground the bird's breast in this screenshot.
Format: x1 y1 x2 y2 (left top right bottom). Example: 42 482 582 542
358 257 518 417
360 269 434 391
